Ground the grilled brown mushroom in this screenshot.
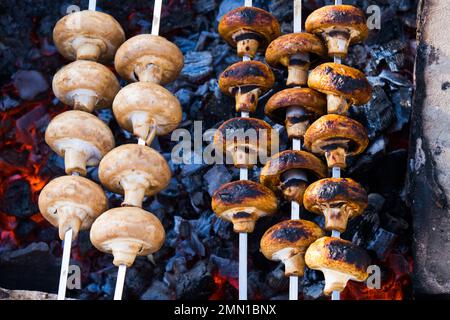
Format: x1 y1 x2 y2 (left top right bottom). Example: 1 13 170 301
213 117 275 168
219 60 275 113
114 34 184 84
265 33 326 86
303 178 368 233
265 88 326 139
113 82 182 145
212 180 278 233
45 110 115 176
52 60 120 113
53 10 125 62
303 114 368 169
305 5 368 58
305 237 371 295
260 150 327 204
38 175 107 240
218 6 280 58
308 63 371 115
98 144 171 208
260 219 324 276
90 207 165 267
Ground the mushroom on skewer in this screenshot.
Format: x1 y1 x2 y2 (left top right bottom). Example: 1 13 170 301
265 33 326 87
53 10 125 62
260 150 326 204
213 117 274 168
218 6 280 58
99 144 171 208
219 60 275 113
52 60 120 113
265 88 326 140
308 63 372 115
305 5 368 59
212 180 278 233
303 178 368 233
303 114 368 170
114 34 184 84
45 110 115 176
305 236 371 295
90 207 165 267
260 219 324 276
113 82 182 145
39 175 108 240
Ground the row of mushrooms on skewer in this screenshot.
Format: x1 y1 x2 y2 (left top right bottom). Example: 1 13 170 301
212 4 374 297
39 8 185 290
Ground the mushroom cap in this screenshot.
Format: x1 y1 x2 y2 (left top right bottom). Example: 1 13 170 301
303 114 368 157
218 60 275 96
260 219 324 260
52 60 120 110
305 236 371 282
90 207 165 266
305 5 368 44
303 178 368 217
260 150 327 191
38 175 107 236
53 10 125 62
218 6 280 50
114 34 184 85
212 180 278 216
265 88 327 124
113 82 182 136
45 110 115 162
98 144 171 197
265 33 326 67
308 62 372 106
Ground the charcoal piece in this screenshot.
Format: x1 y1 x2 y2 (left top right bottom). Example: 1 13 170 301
210 254 238 278
390 86 413 132
0 95 20 112
203 165 232 196
0 178 38 219
140 281 174 300
194 0 218 14
12 70 49 101
173 261 215 299
181 51 213 83
367 227 398 260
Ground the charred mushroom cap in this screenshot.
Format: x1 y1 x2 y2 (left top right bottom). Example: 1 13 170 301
218 6 281 58
45 110 115 176
219 60 275 113
114 34 184 85
265 33 326 86
305 236 371 295
265 88 327 139
260 150 327 205
90 207 165 267
113 82 182 145
308 63 372 115
260 219 324 276
303 114 368 169
212 180 278 233
52 60 120 113
53 10 125 62
303 178 368 233
213 117 275 169
39 175 107 241
305 5 368 58
98 144 171 208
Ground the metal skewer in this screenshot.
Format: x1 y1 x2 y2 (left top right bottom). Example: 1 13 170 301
113 0 163 301
88 0 96 11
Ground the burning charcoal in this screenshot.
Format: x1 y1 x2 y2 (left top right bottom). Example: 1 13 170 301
140 280 173 300
194 0 218 14
175 88 195 109
0 178 38 219
174 35 197 54
367 227 398 260
0 95 19 112
122 258 154 299
181 51 213 83
303 281 325 300
172 260 215 299
12 70 49 101
210 254 238 278
268 0 293 21
14 219 37 239
203 165 232 196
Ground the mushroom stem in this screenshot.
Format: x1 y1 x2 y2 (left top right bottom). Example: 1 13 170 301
280 169 308 204
322 207 350 233
108 239 143 267
64 148 89 176
284 253 306 277
120 174 150 208
327 94 349 115
134 64 163 83
75 42 102 61
286 53 311 87
285 106 309 139
73 92 98 113
324 147 347 169
231 145 257 169
233 30 260 58
57 206 85 241
130 112 157 146
322 268 352 295
234 87 261 113
324 31 351 58
231 211 257 233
